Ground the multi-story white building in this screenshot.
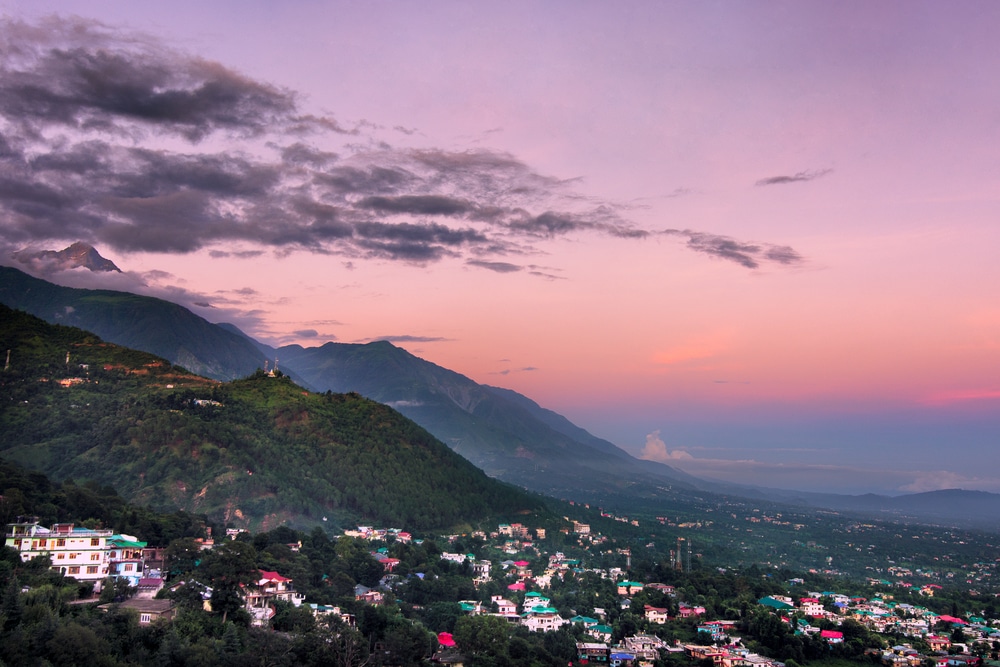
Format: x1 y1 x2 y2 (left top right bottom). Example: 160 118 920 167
5 520 146 585
522 608 568 632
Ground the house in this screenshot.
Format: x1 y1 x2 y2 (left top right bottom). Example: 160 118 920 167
577 642 611 663
245 570 304 627
307 604 356 626
617 581 644 596
758 596 794 611
684 645 727 665
459 600 483 615
107 535 148 586
644 605 669 624
820 630 844 644
135 577 165 599
570 615 600 627
799 598 825 617
645 583 676 596
354 584 384 605
698 622 727 642
491 596 517 616
621 634 667 662
522 608 567 632
372 552 400 572
100 598 177 625
522 591 551 610
677 604 706 618
926 635 951 652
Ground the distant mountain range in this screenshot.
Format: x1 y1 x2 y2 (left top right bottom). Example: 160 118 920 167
3 260 1000 531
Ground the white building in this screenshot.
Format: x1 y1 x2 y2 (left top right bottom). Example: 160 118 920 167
5 520 146 585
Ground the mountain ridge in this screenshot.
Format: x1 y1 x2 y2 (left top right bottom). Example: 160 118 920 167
4 267 1000 530
0 304 544 531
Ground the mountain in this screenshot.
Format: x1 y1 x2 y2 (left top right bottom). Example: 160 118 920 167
5 269 1000 530
13 241 122 272
756 487 1000 530
272 341 703 503
0 265 265 381
0 304 544 531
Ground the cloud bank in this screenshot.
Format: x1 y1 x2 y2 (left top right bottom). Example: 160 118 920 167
0 16 804 272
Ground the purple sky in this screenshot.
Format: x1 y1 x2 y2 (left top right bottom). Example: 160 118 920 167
2 2 999 495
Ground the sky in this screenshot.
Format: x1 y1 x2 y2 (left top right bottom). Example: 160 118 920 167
1 2 998 496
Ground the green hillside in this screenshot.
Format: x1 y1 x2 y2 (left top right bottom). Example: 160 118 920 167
0 305 545 531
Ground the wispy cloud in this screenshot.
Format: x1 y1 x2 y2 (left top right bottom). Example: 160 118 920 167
0 16 803 271
755 168 833 187
466 259 522 273
491 366 538 376
360 334 451 343
661 230 804 269
919 388 1000 406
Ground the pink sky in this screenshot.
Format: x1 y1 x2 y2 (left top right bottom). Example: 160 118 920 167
2 2 999 494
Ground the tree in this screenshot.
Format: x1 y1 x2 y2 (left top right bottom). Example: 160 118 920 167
198 541 259 624
454 614 511 661
165 537 203 576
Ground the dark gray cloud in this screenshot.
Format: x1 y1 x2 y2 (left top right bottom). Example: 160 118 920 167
356 195 473 216
0 15 803 271
467 259 522 273
362 335 451 343
755 169 832 186
661 230 804 269
209 249 265 259
0 16 306 142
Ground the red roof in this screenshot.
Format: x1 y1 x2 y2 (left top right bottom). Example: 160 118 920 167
258 570 291 583
437 632 456 647
938 615 967 625
821 630 843 639
507 582 526 591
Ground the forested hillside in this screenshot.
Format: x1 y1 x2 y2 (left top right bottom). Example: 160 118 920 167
0 305 545 531
0 265 265 380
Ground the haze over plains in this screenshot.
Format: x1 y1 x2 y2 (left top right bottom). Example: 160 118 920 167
2 3 998 496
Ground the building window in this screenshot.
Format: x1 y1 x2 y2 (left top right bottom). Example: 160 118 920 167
57 539 65 547
68 566 80 574
91 553 100 561
110 551 117 558
86 566 98 574
38 539 46 548
90 538 100 546
140 614 151 624
124 564 134 572
57 554 65 560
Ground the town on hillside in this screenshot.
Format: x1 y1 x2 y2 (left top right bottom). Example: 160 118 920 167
6 509 1000 667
